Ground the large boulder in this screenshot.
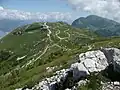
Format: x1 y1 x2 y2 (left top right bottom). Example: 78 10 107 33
70 50 108 81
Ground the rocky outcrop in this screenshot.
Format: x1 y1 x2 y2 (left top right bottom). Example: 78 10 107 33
16 48 120 90
13 30 23 35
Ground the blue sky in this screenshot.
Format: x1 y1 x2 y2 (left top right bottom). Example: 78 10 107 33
0 0 88 18
1 0 71 12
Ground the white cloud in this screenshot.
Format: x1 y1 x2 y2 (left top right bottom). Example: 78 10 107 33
66 0 120 22
0 6 72 22
0 6 4 10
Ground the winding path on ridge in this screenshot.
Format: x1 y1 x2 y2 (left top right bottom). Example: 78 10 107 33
22 23 53 67
21 23 71 68
0 22 73 77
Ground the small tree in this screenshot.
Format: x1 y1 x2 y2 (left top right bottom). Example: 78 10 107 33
0 50 11 60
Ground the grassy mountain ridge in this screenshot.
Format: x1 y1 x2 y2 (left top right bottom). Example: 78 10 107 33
0 21 100 90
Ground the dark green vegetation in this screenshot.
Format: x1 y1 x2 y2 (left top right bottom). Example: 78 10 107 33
72 15 120 37
0 22 120 90
0 19 40 37
78 72 108 90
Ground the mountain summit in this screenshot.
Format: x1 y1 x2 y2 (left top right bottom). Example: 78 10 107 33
72 15 120 37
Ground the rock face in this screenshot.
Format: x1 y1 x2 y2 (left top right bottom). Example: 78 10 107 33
16 48 120 90
102 48 120 73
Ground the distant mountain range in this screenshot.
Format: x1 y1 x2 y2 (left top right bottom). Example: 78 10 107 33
1 15 120 38
72 15 120 37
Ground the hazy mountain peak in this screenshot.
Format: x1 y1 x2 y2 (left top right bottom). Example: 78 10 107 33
72 15 120 37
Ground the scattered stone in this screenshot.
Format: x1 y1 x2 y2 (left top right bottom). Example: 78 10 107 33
77 79 88 86
102 81 120 90
46 66 58 73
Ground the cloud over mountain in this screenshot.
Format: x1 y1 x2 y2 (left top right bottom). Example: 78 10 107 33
66 0 120 22
0 6 72 22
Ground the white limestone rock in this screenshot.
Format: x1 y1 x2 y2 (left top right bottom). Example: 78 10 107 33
25 69 69 90
71 50 108 80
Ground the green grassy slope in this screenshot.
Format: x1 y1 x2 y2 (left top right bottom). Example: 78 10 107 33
0 22 120 90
